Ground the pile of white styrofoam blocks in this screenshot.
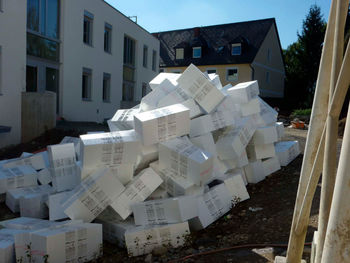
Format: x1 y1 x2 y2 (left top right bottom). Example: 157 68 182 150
0 63 300 260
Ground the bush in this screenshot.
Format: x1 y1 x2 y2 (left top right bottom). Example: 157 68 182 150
291 108 312 118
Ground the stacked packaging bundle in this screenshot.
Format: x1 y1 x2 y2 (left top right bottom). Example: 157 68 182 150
0 64 300 261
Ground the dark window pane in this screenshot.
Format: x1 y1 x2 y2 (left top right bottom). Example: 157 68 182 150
27 33 59 61
40 0 46 34
47 0 59 39
27 0 39 31
26 66 38 92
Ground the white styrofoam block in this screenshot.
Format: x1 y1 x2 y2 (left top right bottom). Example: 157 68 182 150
149 72 180 90
177 64 225 113
150 161 204 197
48 191 73 221
216 118 256 160
275 141 300 166
214 149 249 174
189 183 233 230
189 110 235 137
49 164 80 192
134 143 158 172
47 143 76 169
243 160 265 184
6 185 53 213
276 122 285 141
37 168 52 185
134 104 190 146
208 73 222 90
225 80 259 104
157 86 190 107
252 125 278 145
80 130 141 170
159 137 213 186
0 166 38 194
19 185 55 219
0 217 81 230
109 108 139 131
15 223 102 263
262 156 281 176
189 133 217 158
246 143 276 161
240 97 260 116
140 79 177 111
60 137 81 160
146 187 169 201
95 212 134 246
2 152 47 171
215 95 241 115
132 196 198 226
62 168 125 223
125 222 190 257
109 167 163 220
256 98 278 126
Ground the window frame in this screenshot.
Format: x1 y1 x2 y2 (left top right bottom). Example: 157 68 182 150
124 35 136 67
0 46 2 95
143 45 148 68
103 73 111 102
152 50 157 71
266 71 270 83
226 67 239 82
104 23 112 53
206 68 217 74
192 47 201 58
83 10 94 46
231 43 241 56
82 67 92 101
175 48 184 60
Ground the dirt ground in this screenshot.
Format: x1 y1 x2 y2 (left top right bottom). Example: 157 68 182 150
0 126 334 263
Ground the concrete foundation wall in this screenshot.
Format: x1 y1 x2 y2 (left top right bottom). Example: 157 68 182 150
21 92 56 143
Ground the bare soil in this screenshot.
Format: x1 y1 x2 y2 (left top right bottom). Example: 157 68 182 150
0 127 330 263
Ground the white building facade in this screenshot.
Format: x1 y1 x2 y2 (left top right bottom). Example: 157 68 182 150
0 0 159 147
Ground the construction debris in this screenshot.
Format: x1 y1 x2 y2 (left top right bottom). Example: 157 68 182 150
0 63 301 261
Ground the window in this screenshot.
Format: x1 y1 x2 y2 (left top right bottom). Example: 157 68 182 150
231 43 241 55
143 45 148 68
122 82 134 101
266 71 270 83
207 69 216 74
0 0 3 11
104 23 112 53
175 48 184 60
27 33 59 61
226 68 238 81
83 11 93 45
267 48 271 62
82 68 92 100
193 47 201 58
159 69 164 73
152 50 157 71
103 73 111 102
124 35 135 66
142 83 148 97
123 35 136 102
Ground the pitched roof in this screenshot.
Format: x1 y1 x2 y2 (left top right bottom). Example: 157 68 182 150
154 18 277 67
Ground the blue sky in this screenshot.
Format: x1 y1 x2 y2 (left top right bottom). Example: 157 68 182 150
105 0 331 49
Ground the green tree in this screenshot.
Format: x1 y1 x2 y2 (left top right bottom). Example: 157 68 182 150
284 4 326 108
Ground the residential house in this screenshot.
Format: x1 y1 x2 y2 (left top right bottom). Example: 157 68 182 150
0 0 159 148
155 18 285 98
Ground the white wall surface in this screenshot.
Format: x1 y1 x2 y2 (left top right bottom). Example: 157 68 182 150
60 0 160 122
0 0 26 148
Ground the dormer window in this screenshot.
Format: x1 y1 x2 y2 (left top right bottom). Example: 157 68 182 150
193 47 201 58
231 43 241 55
175 48 184 60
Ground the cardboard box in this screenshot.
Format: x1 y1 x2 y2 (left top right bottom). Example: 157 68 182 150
276 122 285 141
2 152 47 171
15 223 102 263
159 137 213 186
80 130 141 170
243 160 265 184
225 80 259 104
0 166 38 194
252 125 278 145
6 185 53 213
134 104 190 146
140 79 177 111
262 156 281 176
189 110 234 137
149 73 180 90
109 108 139 131
150 161 204 197
177 64 225 113
275 141 300 166
189 183 233 230
125 222 190 257
240 97 260 116
48 191 73 221
19 185 55 219
62 168 125 223
246 143 276 161
109 167 163 220
132 196 198 226
216 118 256 160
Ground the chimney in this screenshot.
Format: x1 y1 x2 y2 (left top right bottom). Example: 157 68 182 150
193 27 200 37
